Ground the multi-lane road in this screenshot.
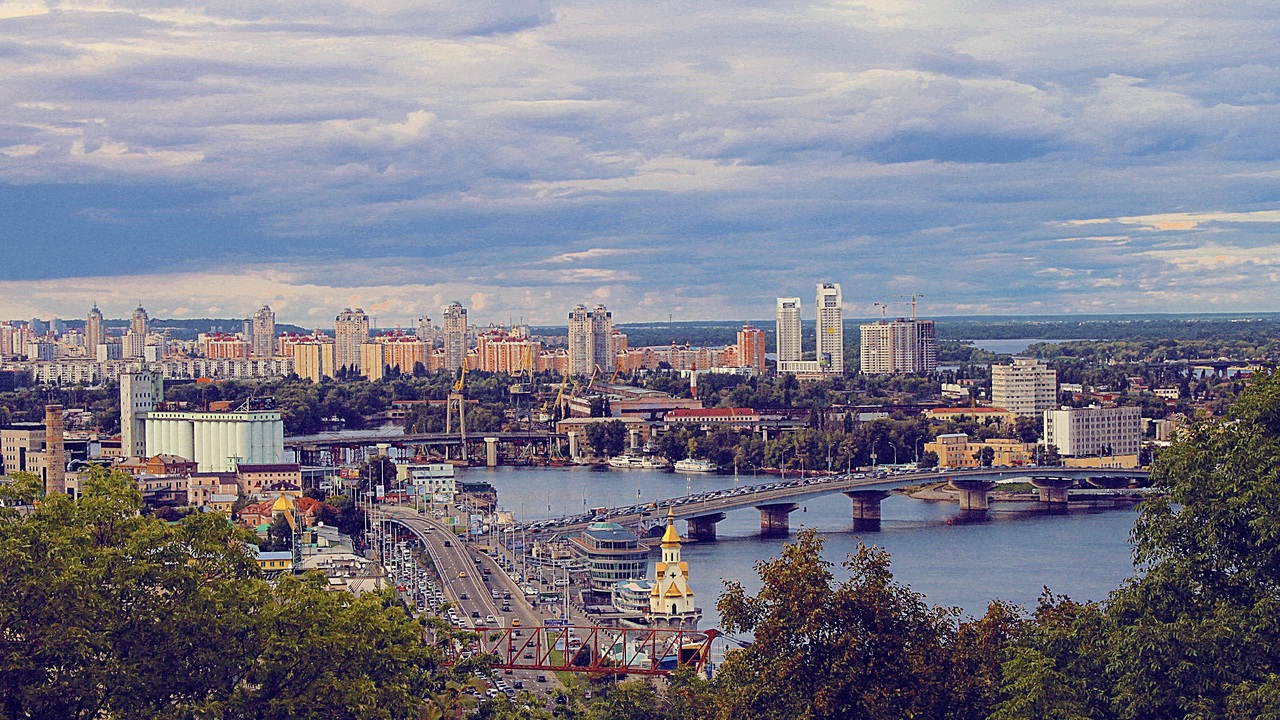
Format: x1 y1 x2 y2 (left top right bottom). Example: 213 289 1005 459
378 506 565 693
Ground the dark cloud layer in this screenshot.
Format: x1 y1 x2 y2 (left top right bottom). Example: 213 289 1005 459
2 0 1280 324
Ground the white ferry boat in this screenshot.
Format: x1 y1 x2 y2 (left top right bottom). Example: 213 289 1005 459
674 458 718 473
608 454 671 470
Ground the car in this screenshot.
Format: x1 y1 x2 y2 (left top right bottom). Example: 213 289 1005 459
443 540 452 547
459 592 469 600
536 675 547 683
471 611 480 618
458 571 467 578
523 651 534 659
513 681 524 689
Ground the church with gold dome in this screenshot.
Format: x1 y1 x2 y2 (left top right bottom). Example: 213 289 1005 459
647 508 701 630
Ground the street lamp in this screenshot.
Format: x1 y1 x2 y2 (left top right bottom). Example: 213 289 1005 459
915 437 923 464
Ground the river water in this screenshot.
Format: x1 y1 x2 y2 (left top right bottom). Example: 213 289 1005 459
469 465 1139 626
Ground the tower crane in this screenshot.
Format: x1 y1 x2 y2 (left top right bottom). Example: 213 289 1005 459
899 293 925 320
873 302 888 322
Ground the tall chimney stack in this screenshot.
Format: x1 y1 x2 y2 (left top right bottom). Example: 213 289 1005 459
44 404 66 495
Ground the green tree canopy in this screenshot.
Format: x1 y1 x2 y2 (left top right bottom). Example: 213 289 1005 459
0 466 450 719
998 370 1280 719
713 528 1018 720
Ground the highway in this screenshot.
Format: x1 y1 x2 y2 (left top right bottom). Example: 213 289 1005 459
377 506 565 693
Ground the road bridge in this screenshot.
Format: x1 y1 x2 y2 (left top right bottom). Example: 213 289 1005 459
525 467 1149 539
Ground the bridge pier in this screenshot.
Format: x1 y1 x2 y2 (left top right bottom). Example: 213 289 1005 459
1029 477 1074 505
844 490 890 532
948 479 997 512
686 513 726 541
757 503 798 535
485 437 499 467
1085 476 1131 489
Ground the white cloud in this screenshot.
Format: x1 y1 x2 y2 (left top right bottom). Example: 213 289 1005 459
3 0 1280 318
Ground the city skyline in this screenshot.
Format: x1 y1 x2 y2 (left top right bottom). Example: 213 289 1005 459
4 2 1280 324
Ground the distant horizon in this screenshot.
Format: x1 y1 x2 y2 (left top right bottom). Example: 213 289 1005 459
19 309 1280 333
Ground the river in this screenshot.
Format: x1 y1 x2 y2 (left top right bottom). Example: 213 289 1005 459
468 465 1139 626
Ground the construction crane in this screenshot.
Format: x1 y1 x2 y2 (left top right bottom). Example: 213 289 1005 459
873 302 888 322
544 375 570 419
899 293 924 320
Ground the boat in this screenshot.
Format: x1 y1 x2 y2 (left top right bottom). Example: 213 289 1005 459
609 454 671 470
674 458 718 473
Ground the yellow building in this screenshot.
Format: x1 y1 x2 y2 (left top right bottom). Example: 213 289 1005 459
254 549 294 573
924 433 1036 468
292 341 335 382
1063 454 1140 469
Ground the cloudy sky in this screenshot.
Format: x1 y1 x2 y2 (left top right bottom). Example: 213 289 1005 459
2 0 1280 327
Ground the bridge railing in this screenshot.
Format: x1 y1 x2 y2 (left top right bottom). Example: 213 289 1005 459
446 625 718 676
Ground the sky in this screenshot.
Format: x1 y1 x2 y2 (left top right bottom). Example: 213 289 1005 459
3 0 1280 328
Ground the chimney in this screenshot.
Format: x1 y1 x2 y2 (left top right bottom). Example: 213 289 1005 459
44 404 66 495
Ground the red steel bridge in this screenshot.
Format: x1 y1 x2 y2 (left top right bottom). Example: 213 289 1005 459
442 624 719 676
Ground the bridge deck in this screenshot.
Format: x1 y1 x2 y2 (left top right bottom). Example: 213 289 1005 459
524 466 1149 534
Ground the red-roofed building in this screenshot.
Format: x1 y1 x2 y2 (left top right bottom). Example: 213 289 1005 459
117 454 199 477
238 494 324 528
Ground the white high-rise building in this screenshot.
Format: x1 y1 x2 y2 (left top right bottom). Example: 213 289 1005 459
567 304 614 377
415 315 434 343
991 358 1058 418
860 318 936 375
251 305 276 358
815 283 843 374
775 298 802 363
334 308 369 373
443 302 468 373
120 370 162 458
1043 406 1141 457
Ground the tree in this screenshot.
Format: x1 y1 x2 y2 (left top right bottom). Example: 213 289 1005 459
998 370 1280 718
360 455 397 493
973 446 996 467
919 450 940 469
1039 443 1061 466
1013 416 1041 444
0 465 451 719
585 420 627 458
714 528 1015 720
264 512 293 552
